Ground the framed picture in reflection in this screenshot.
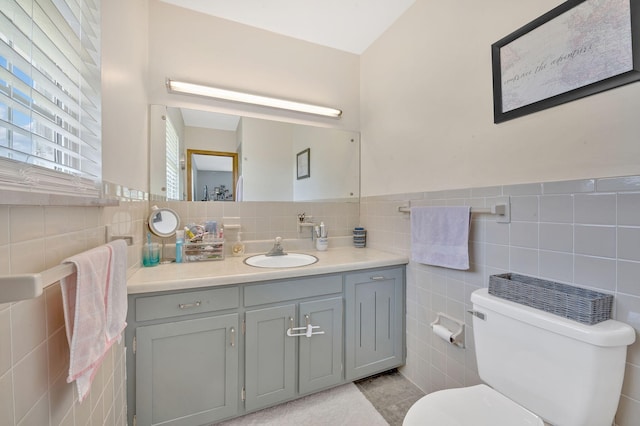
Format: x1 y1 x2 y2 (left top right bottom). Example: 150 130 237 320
297 148 310 180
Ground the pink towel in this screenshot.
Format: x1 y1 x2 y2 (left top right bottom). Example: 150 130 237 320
410 206 471 270
60 240 128 402
106 239 128 343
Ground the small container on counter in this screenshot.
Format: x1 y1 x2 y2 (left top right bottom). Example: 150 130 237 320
353 227 366 248
316 237 329 251
231 232 245 256
142 242 160 267
175 230 184 263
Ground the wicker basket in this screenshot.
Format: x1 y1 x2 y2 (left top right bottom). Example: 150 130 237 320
488 273 613 325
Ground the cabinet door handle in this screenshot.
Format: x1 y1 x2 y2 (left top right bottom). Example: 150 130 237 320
178 301 202 309
230 327 235 347
370 275 386 281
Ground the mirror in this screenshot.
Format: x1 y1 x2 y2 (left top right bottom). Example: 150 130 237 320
148 207 180 238
149 105 360 202
187 149 238 201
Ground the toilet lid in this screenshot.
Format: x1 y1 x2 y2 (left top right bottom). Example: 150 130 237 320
403 384 544 426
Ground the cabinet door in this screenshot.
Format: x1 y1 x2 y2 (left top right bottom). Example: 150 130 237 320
135 314 239 426
345 268 405 380
299 297 343 394
245 304 296 412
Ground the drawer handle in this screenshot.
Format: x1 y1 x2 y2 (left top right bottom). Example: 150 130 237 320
230 327 235 347
370 276 386 281
178 301 202 309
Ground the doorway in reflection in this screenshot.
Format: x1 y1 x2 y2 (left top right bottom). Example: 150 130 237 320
187 149 238 201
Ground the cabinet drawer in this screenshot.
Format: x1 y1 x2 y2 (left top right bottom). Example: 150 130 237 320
244 275 342 307
135 286 239 322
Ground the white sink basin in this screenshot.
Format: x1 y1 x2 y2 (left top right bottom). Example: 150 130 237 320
244 253 318 268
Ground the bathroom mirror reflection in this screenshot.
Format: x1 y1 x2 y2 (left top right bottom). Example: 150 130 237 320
149 105 360 202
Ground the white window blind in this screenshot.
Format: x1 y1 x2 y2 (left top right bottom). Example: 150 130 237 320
165 115 180 200
0 0 102 197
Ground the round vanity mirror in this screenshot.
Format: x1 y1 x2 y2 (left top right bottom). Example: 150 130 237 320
148 207 180 238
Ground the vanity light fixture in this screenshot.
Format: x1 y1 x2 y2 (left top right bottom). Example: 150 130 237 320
166 79 342 118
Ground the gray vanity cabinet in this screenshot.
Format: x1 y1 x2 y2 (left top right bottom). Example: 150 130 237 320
244 304 297 412
298 297 343 394
135 314 239 426
243 275 344 413
345 267 405 380
126 286 240 426
126 264 405 426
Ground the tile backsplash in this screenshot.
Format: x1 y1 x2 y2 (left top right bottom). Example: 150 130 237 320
360 176 640 426
151 200 360 243
0 198 146 426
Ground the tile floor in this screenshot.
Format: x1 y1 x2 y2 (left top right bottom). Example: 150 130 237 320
355 370 425 426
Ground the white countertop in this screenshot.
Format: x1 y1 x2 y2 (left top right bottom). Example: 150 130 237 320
127 247 409 294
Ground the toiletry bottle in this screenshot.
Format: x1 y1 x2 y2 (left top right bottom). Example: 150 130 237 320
231 232 245 256
184 226 195 240
175 230 184 263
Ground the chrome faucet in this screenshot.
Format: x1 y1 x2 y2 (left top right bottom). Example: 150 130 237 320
266 237 287 256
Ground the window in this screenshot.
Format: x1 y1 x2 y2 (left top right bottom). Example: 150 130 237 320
165 115 180 200
0 0 102 197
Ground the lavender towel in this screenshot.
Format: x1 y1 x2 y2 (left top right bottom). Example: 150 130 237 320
410 206 471 270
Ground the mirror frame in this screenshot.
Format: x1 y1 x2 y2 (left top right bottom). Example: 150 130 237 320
186 149 239 201
148 207 181 238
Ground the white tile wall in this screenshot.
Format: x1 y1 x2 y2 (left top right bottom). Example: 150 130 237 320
0 194 359 425
6 178 638 425
361 175 640 426
0 197 146 426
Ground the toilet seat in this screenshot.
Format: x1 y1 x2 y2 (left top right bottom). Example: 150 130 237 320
403 384 544 426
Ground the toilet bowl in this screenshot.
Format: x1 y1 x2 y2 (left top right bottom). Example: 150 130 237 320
403 384 543 426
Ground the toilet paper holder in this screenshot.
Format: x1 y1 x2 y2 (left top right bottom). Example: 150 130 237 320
430 312 465 348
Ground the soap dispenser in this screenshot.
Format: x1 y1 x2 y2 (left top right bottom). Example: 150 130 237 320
231 232 245 256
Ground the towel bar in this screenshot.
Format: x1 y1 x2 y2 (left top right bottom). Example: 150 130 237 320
0 263 76 303
0 234 132 303
398 196 511 223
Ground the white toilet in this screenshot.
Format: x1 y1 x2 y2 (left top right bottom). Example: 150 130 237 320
404 288 636 426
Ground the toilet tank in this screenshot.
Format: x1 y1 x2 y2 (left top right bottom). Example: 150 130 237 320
471 288 635 426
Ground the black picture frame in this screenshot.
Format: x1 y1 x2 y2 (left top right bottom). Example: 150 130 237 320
296 148 310 180
492 0 640 123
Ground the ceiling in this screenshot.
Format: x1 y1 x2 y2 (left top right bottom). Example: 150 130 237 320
180 108 240 131
159 0 416 54
192 153 233 172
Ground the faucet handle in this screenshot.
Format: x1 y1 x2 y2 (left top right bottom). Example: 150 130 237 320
275 236 282 244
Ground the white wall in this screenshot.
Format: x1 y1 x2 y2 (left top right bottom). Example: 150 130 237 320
360 2 640 424
360 0 640 197
184 127 237 153
147 0 360 131
102 0 150 191
240 118 294 201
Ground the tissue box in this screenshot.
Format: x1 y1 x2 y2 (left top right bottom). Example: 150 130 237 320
183 240 225 262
